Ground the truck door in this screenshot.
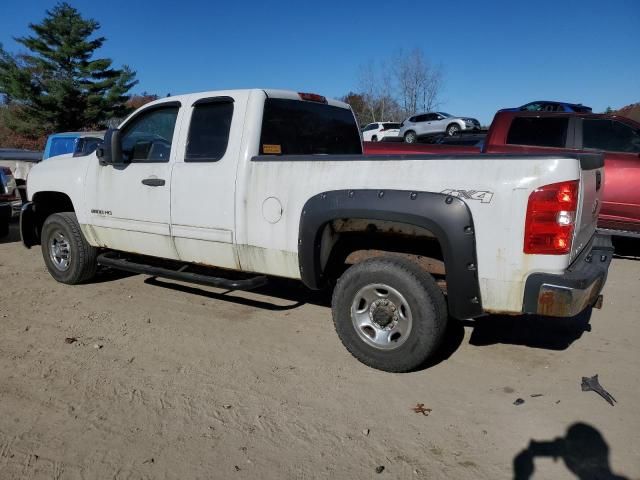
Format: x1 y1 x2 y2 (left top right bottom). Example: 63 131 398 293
170 93 246 269
581 118 640 230
86 102 181 259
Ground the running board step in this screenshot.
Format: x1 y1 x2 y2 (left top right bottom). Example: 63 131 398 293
97 252 268 291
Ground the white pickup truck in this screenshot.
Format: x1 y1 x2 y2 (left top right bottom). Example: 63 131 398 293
21 89 613 372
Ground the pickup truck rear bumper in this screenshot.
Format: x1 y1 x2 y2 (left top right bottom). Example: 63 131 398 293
522 234 614 317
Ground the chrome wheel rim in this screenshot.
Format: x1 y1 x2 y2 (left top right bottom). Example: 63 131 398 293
448 126 459 136
49 230 71 271
351 283 413 350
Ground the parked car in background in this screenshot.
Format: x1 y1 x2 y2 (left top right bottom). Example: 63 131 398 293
0 167 21 237
500 101 592 113
0 149 42 202
367 110 640 237
399 112 480 143
43 131 104 160
361 122 402 142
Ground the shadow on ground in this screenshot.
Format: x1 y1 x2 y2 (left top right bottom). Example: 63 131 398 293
513 422 629 480
463 308 593 351
141 273 594 369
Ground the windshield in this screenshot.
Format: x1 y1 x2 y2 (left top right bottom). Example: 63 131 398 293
437 112 453 118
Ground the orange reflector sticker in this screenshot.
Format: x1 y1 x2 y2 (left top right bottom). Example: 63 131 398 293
263 144 282 154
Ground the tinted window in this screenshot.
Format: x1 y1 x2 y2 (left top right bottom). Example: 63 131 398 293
260 98 362 155
363 123 377 132
521 103 541 112
383 123 401 129
50 137 76 157
186 100 234 162
583 119 640 153
507 117 569 148
409 116 416 122
73 137 102 157
121 106 179 162
414 114 429 122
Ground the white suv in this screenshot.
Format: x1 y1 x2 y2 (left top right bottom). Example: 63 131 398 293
399 112 480 143
361 122 402 142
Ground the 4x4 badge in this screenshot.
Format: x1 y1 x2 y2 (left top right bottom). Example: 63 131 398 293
441 189 494 204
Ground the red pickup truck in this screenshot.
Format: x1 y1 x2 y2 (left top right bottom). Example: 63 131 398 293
365 111 640 237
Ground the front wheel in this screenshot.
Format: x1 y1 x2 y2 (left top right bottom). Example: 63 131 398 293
404 131 417 143
332 257 448 372
41 212 97 284
446 124 461 136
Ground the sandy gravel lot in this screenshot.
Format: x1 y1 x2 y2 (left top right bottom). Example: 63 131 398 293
1 222 638 479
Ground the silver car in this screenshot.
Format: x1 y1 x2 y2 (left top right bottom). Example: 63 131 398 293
399 112 481 143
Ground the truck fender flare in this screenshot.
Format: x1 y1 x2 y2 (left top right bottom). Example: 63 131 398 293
298 189 483 319
20 201 38 248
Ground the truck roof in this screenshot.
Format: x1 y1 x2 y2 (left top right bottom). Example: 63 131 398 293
138 89 350 111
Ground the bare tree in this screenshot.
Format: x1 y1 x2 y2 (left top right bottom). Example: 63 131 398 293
395 48 443 117
357 62 378 123
344 48 443 124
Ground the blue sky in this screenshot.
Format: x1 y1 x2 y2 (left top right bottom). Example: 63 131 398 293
1 0 639 124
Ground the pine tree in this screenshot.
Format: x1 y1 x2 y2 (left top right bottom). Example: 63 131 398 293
0 2 137 136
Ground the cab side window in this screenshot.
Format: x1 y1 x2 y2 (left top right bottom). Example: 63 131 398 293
121 106 179 163
185 99 234 162
583 119 640 153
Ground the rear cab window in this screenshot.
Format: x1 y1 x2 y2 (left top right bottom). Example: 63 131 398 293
260 98 362 155
506 117 569 148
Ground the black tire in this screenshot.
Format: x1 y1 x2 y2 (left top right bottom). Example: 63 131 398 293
404 131 417 143
332 257 447 372
371 135 378 142
41 212 97 284
446 123 460 136
0 220 8 238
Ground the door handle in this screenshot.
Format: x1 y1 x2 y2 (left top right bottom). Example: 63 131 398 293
141 178 165 187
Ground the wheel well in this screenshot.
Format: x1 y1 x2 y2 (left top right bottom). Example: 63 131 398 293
404 130 416 136
447 122 460 131
320 219 446 291
30 191 75 245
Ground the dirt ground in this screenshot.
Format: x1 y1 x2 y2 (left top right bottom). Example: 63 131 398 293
1 221 639 479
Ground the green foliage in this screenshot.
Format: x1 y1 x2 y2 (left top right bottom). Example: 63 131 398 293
0 2 137 136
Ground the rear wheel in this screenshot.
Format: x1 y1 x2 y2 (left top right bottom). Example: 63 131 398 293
371 135 378 142
332 257 447 372
446 124 460 136
404 131 417 143
41 212 97 284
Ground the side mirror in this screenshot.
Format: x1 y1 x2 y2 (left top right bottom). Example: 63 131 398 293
97 129 125 166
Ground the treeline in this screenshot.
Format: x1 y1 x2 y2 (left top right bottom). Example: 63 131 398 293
342 48 444 126
0 2 140 150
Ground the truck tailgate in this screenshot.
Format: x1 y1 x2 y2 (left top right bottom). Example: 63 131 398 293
573 154 605 259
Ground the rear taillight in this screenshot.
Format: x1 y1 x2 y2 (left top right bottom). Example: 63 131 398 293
524 180 579 255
